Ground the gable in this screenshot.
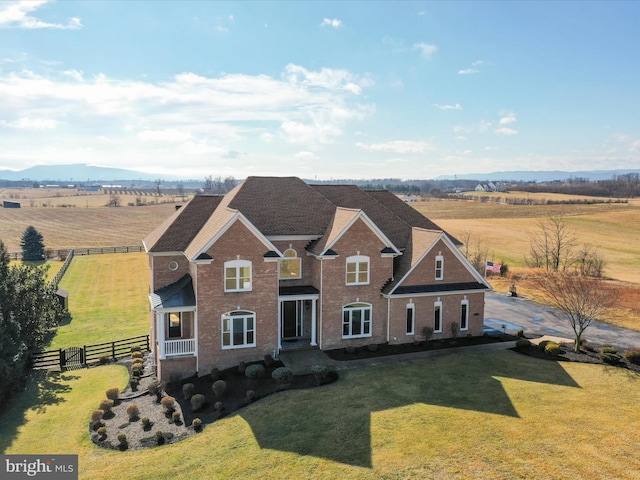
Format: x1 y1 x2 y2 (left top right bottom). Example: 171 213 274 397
384 228 490 295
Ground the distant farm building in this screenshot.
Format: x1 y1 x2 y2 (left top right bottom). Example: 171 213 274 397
3 201 20 208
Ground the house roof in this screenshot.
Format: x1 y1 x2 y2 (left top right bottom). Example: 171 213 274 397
146 177 456 269
144 195 223 252
149 274 196 310
227 177 336 236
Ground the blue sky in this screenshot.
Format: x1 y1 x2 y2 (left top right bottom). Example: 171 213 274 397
1 1 639 180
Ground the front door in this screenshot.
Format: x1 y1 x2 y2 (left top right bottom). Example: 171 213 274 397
282 300 303 339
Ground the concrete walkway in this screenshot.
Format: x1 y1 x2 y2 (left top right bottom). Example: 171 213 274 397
279 340 517 375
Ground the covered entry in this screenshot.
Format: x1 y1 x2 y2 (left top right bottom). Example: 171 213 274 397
279 286 318 349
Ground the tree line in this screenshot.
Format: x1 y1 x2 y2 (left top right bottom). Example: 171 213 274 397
0 234 66 408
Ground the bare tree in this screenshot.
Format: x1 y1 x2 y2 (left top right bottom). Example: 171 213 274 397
155 179 162 196
535 272 613 352
575 244 606 278
203 175 215 194
176 183 186 200
527 216 577 271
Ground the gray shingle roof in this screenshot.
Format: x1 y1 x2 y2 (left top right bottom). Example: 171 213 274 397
149 274 196 309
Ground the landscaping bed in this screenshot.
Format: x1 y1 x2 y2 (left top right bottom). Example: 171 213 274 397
90 354 338 451
325 333 518 361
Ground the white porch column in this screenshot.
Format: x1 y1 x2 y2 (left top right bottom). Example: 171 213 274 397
157 312 166 359
310 299 318 346
277 300 282 350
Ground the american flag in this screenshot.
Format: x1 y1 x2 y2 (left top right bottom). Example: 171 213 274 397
486 261 502 273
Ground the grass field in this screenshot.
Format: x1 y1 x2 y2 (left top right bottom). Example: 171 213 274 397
1 351 639 479
51 253 150 349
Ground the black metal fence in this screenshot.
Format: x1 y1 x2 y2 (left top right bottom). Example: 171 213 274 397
31 334 150 370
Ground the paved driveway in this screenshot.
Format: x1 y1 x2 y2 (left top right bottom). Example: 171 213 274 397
485 292 640 350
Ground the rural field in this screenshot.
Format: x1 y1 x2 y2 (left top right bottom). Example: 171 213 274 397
1 187 640 479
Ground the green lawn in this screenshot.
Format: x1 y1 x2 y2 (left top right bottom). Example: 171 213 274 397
2 351 639 479
51 253 149 349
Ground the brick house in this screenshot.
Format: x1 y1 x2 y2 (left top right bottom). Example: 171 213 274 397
143 177 491 381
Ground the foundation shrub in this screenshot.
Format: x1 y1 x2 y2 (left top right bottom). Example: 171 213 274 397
600 346 621 364
623 348 640 365
245 364 265 379
161 395 176 414
141 417 151 429
422 326 434 341
97 427 107 439
264 354 274 367
130 346 142 354
192 418 202 432
246 390 256 402
182 383 195 400
131 351 143 360
172 411 181 424
212 380 227 398
190 393 206 411
515 339 532 352
99 399 114 414
345 345 356 354
237 361 246 375
155 430 164 445
210 368 222 382
367 343 378 352
105 387 120 402
148 380 163 401
544 342 561 357
214 401 224 412
126 403 139 421
311 364 329 383
117 433 128 450
272 367 293 385
516 329 525 338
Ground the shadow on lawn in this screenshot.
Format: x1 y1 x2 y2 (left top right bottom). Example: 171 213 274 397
240 351 580 468
0 370 77 452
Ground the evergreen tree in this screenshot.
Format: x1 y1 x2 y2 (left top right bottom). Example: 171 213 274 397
0 240 65 408
20 226 45 261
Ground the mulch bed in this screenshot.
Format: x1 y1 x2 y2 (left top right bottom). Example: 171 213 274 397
90 356 337 451
90 337 639 451
511 338 640 373
325 333 519 361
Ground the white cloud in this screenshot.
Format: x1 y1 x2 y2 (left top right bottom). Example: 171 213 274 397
3 117 57 129
458 68 479 75
320 18 342 28
499 113 517 125
356 140 433 154
295 151 317 160
472 60 485 67
495 127 518 136
0 1 82 29
433 103 462 111
412 42 437 60
138 129 193 143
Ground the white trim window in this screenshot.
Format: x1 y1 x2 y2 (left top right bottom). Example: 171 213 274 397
346 255 370 285
434 301 443 333
435 255 444 281
460 299 469 331
167 312 182 338
224 260 252 292
279 248 302 279
342 302 372 338
406 303 415 335
222 311 256 348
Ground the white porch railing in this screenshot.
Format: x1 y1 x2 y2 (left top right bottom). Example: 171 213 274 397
164 338 196 357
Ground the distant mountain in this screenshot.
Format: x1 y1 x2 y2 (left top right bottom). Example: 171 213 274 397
0 164 172 182
433 169 640 182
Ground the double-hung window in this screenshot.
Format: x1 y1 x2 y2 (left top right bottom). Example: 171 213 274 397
342 303 372 338
346 255 370 285
221 311 256 348
224 260 252 292
434 301 443 333
435 255 444 280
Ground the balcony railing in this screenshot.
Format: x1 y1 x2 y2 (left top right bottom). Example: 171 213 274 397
164 338 196 357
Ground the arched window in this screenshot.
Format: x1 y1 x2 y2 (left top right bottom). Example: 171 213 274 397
279 248 301 279
221 310 256 348
346 255 370 285
342 302 372 338
224 260 252 292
